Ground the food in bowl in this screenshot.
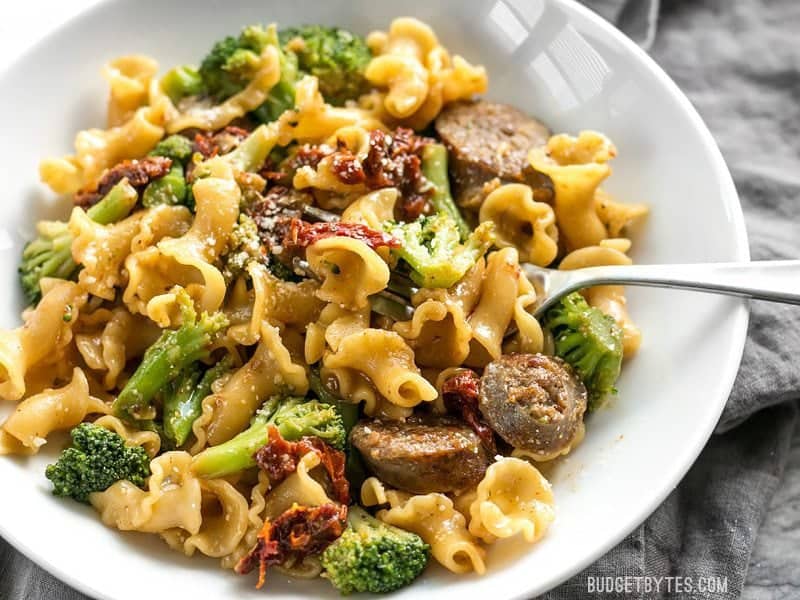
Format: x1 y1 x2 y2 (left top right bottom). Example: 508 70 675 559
0 16 648 595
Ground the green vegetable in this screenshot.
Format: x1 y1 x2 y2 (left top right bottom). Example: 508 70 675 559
163 356 234 447
141 164 187 207
149 135 194 164
112 292 228 422
223 124 277 173
221 213 264 282
321 505 430 595
543 292 624 410
421 143 470 239
309 366 366 491
142 135 193 208
160 65 205 104
198 24 297 123
278 25 372 106
385 214 495 288
19 180 138 305
45 423 151 504
191 396 346 478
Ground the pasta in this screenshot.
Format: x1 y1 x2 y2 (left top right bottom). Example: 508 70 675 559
306 237 390 309
4 15 649 595
0 368 108 455
366 18 487 129
479 183 559 266
379 492 487 574
467 457 555 544
102 55 160 127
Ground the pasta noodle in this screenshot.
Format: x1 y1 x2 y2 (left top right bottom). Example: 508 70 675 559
92 451 203 533
40 105 166 195
393 299 472 368
306 237 390 310
366 18 487 129
0 280 86 401
378 492 486 574
529 131 614 251
0 368 108 455
479 183 558 266
467 457 555 544
103 55 159 127
195 322 308 448
324 329 437 408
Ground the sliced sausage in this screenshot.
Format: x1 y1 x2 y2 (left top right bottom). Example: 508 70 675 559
350 417 490 494
479 353 587 457
434 100 554 209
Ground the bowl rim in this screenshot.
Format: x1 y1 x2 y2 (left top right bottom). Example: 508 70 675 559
0 0 750 598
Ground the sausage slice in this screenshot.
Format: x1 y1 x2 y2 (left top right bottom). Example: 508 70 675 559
434 100 554 209
350 417 490 494
479 354 587 457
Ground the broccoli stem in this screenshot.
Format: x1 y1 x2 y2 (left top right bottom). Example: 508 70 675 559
191 397 282 478
192 395 346 478
421 144 470 240
160 65 205 104
112 306 228 422
85 179 139 224
163 356 234 446
22 233 77 281
224 124 277 173
309 366 366 493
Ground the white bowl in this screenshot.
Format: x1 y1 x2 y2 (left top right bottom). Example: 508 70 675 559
0 1 748 598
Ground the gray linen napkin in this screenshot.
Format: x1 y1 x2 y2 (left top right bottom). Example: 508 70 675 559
2 1 799 599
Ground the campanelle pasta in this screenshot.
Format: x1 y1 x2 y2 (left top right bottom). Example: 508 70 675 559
5 15 649 596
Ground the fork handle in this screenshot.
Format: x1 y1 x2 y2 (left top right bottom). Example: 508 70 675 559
564 260 800 305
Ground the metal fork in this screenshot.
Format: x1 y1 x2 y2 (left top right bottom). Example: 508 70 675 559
524 260 800 318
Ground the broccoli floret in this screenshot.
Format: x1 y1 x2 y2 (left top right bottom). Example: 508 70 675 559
142 135 194 208
149 135 194 164
19 179 138 305
279 25 372 106
191 396 345 478
200 25 272 100
221 213 265 282
543 292 623 410
198 24 297 123
385 214 495 288
112 291 228 422
160 65 205 104
321 505 430 595
45 423 151 504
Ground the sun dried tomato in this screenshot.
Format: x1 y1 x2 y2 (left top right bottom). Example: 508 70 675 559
442 369 497 454
283 218 400 251
235 502 347 589
254 425 350 504
331 151 366 185
192 125 252 159
73 156 172 207
287 143 333 172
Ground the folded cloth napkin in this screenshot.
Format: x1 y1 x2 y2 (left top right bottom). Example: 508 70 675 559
2 1 799 599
